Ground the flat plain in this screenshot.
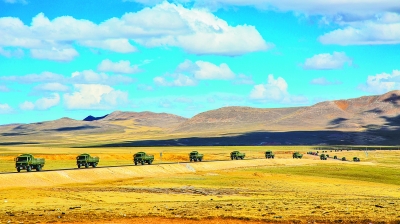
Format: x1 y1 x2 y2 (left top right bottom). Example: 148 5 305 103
1 146 400 223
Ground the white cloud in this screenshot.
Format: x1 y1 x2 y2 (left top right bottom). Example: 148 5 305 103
0 103 13 114
71 70 135 85
250 74 289 102
35 93 60 110
63 84 129 109
319 12 400 45
30 48 79 61
97 59 141 74
154 74 198 87
19 93 60 111
191 0 400 16
19 101 34 110
0 71 65 83
3 0 27 4
193 61 235 80
0 2 269 58
80 39 137 53
303 52 352 70
310 77 342 85
177 60 236 80
249 74 308 104
0 47 24 58
1 70 134 86
358 70 400 94
0 85 10 92
33 83 70 92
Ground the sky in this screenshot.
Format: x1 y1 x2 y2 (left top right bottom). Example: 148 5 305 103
1 0 400 125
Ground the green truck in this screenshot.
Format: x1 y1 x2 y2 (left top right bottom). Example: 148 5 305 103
15 154 45 172
265 150 275 159
133 152 154 165
353 157 360 162
189 151 203 162
320 154 328 160
292 152 303 159
76 153 99 168
230 151 245 160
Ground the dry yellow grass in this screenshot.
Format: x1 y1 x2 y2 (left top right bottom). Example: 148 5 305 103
0 146 400 223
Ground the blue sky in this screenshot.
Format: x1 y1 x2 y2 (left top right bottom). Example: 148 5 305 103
1 0 400 125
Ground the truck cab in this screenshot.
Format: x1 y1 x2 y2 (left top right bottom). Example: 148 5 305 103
15 154 45 172
189 151 203 162
133 152 154 165
230 151 245 160
265 150 275 159
76 153 99 168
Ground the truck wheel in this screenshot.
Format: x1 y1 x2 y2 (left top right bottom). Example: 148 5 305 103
92 163 97 168
231 157 234 160
134 161 137 165
241 157 243 160
190 159 192 162
199 158 202 162
148 160 152 165
141 161 145 165
85 163 89 168
36 165 41 171
78 164 81 168
17 167 20 172
27 166 32 172
235 156 238 160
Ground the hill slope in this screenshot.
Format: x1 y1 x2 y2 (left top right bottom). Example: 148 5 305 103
1 91 400 146
174 90 400 134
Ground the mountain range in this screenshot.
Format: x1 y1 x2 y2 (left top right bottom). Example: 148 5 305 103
1 90 400 146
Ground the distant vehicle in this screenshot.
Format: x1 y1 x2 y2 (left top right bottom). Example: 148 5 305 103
320 154 328 160
230 151 245 160
133 152 154 165
15 154 45 172
353 157 360 162
76 153 99 168
342 157 346 161
265 150 275 159
292 152 303 159
333 155 338 159
189 151 203 162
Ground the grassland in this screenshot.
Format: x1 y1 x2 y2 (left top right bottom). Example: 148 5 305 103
0 146 400 223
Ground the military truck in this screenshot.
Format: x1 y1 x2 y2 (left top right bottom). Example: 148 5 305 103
133 152 154 165
265 150 275 159
320 154 328 160
76 153 99 168
292 152 303 159
15 154 45 172
353 157 360 162
342 157 346 161
230 151 245 160
189 151 203 162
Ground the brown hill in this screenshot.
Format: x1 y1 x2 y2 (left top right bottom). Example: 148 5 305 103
172 90 400 135
1 91 400 146
102 111 188 129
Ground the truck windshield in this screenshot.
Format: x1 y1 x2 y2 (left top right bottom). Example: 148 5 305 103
17 157 28 162
78 156 86 160
134 154 143 157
